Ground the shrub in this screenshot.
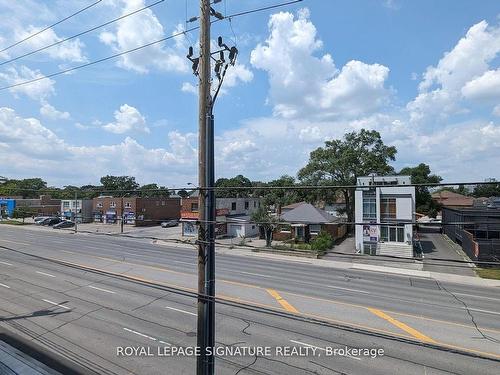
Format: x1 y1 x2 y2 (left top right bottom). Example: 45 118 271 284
310 231 333 253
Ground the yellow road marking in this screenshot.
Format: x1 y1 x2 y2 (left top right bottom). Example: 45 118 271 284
367 308 436 343
266 288 299 313
8 253 500 360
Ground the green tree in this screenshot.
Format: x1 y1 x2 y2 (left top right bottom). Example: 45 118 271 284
251 206 280 247
310 231 334 254
139 183 170 197
215 175 252 198
261 175 300 211
12 207 36 223
100 175 139 194
298 129 397 224
0 178 48 198
398 163 442 214
472 179 500 198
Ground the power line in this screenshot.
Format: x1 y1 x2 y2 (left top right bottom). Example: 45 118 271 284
0 0 104 54
0 0 303 92
0 0 166 67
0 180 498 193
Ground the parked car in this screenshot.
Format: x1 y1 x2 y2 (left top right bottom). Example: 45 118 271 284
34 216 50 224
40 217 62 226
161 220 179 228
53 220 75 229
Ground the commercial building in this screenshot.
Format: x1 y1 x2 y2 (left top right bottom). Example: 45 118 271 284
180 196 261 237
92 196 180 226
61 199 93 223
355 175 415 258
15 195 61 216
0 198 16 217
442 206 500 262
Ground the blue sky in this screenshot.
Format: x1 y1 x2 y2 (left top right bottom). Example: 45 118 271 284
0 0 499 187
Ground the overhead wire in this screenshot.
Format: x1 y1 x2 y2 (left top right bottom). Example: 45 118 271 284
0 0 303 92
0 0 104 54
0 0 166 67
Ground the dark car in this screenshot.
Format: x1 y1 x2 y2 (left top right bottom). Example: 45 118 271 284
40 217 62 226
53 220 75 229
161 220 179 228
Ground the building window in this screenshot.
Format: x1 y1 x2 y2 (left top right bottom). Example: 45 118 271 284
156 201 160 206
125 202 132 208
362 195 376 220
231 202 236 211
381 225 405 242
63 202 70 209
110 201 116 208
310 224 321 234
253 201 256 208
245 201 249 210
380 198 396 220
280 224 291 233
97 202 103 208
161 201 166 206
191 202 198 212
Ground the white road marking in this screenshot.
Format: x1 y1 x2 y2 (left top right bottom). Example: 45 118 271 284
36 271 56 278
0 282 10 289
290 339 362 361
0 261 12 266
88 285 115 294
165 306 197 316
467 307 500 316
123 327 157 341
61 250 76 254
42 299 71 310
159 340 172 346
453 292 499 302
326 285 371 294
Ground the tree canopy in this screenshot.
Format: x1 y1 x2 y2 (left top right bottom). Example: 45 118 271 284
298 129 397 222
398 163 442 214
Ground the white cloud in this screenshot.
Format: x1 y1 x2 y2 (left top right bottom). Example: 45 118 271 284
40 102 70 120
461 68 500 101
181 82 197 94
250 8 391 119
0 65 55 100
0 106 196 185
98 0 188 74
493 105 500 117
103 104 150 134
408 20 500 123
9 25 86 62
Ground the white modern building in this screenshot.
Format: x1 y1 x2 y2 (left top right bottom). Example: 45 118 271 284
355 175 415 258
61 199 93 223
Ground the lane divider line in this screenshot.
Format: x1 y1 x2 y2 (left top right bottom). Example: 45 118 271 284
17 253 500 360
0 261 12 266
266 289 299 313
0 282 10 289
367 308 436 343
123 327 157 341
36 271 56 278
165 306 197 316
42 299 71 310
88 285 115 294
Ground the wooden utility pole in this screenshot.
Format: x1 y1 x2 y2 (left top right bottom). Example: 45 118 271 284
197 1 212 374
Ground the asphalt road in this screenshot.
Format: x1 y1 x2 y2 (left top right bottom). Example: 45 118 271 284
0 225 499 374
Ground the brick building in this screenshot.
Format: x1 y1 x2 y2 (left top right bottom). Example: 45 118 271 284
15 195 61 216
180 196 261 237
92 196 180 226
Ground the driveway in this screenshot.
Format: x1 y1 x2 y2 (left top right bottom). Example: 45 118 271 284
418 227 476 276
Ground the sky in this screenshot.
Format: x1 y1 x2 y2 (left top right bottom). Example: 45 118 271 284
0 0 499 187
